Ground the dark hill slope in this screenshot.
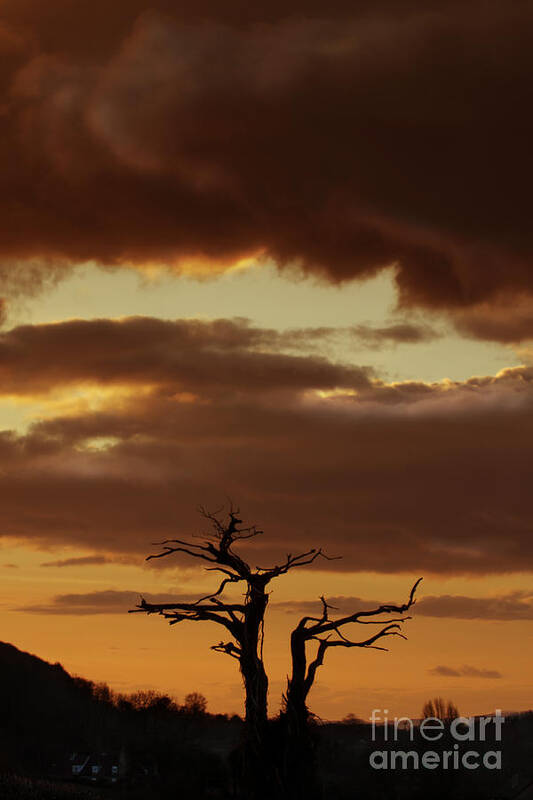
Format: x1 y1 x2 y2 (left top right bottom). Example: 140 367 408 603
0 641 238 797
0 641 113 771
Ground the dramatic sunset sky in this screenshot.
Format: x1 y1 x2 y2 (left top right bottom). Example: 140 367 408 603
1 0 532 721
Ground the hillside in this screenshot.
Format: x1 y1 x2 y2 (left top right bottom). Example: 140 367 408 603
0 641 240 798
0 641 100 773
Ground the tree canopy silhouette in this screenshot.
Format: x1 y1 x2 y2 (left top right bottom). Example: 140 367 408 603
183 691 208 715
422 697 460 722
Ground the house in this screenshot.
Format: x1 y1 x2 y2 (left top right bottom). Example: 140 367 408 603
69 752 90 777
65 749 128 784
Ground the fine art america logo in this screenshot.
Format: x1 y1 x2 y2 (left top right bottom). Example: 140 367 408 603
369 709 504 770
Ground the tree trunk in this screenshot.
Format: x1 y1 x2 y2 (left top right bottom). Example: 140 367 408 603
235 582 280 799
281 630 322 800
242 580 269 729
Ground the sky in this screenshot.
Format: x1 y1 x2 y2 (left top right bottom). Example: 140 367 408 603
1 0 532 721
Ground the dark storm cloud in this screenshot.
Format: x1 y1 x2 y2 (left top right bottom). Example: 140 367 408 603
0 315 529 401
452 301 533 344
0 316 375 396
349 323 441 348
1 382 533 574
250 322 441 351
1 1 533 309
40 555 112 567
429 665 502 679
21 587 532 627
17 589 193 615
1 315 533 575
275 592 533 621
415 592 533 621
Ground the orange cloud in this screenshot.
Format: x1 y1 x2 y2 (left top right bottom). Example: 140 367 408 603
429 665 503 679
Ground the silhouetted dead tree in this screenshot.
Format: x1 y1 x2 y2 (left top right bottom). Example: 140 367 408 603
131 506 421 799
130 505 336 799
281 578 422 799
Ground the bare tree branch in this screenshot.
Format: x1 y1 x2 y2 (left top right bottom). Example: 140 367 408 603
256 548 341 577
130 599 246 614
146 545 218 564
288 578 423 708
192 572 244 605
211 641 242 660
303 576 423 637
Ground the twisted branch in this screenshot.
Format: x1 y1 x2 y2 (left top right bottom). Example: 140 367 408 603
289 578 423 705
